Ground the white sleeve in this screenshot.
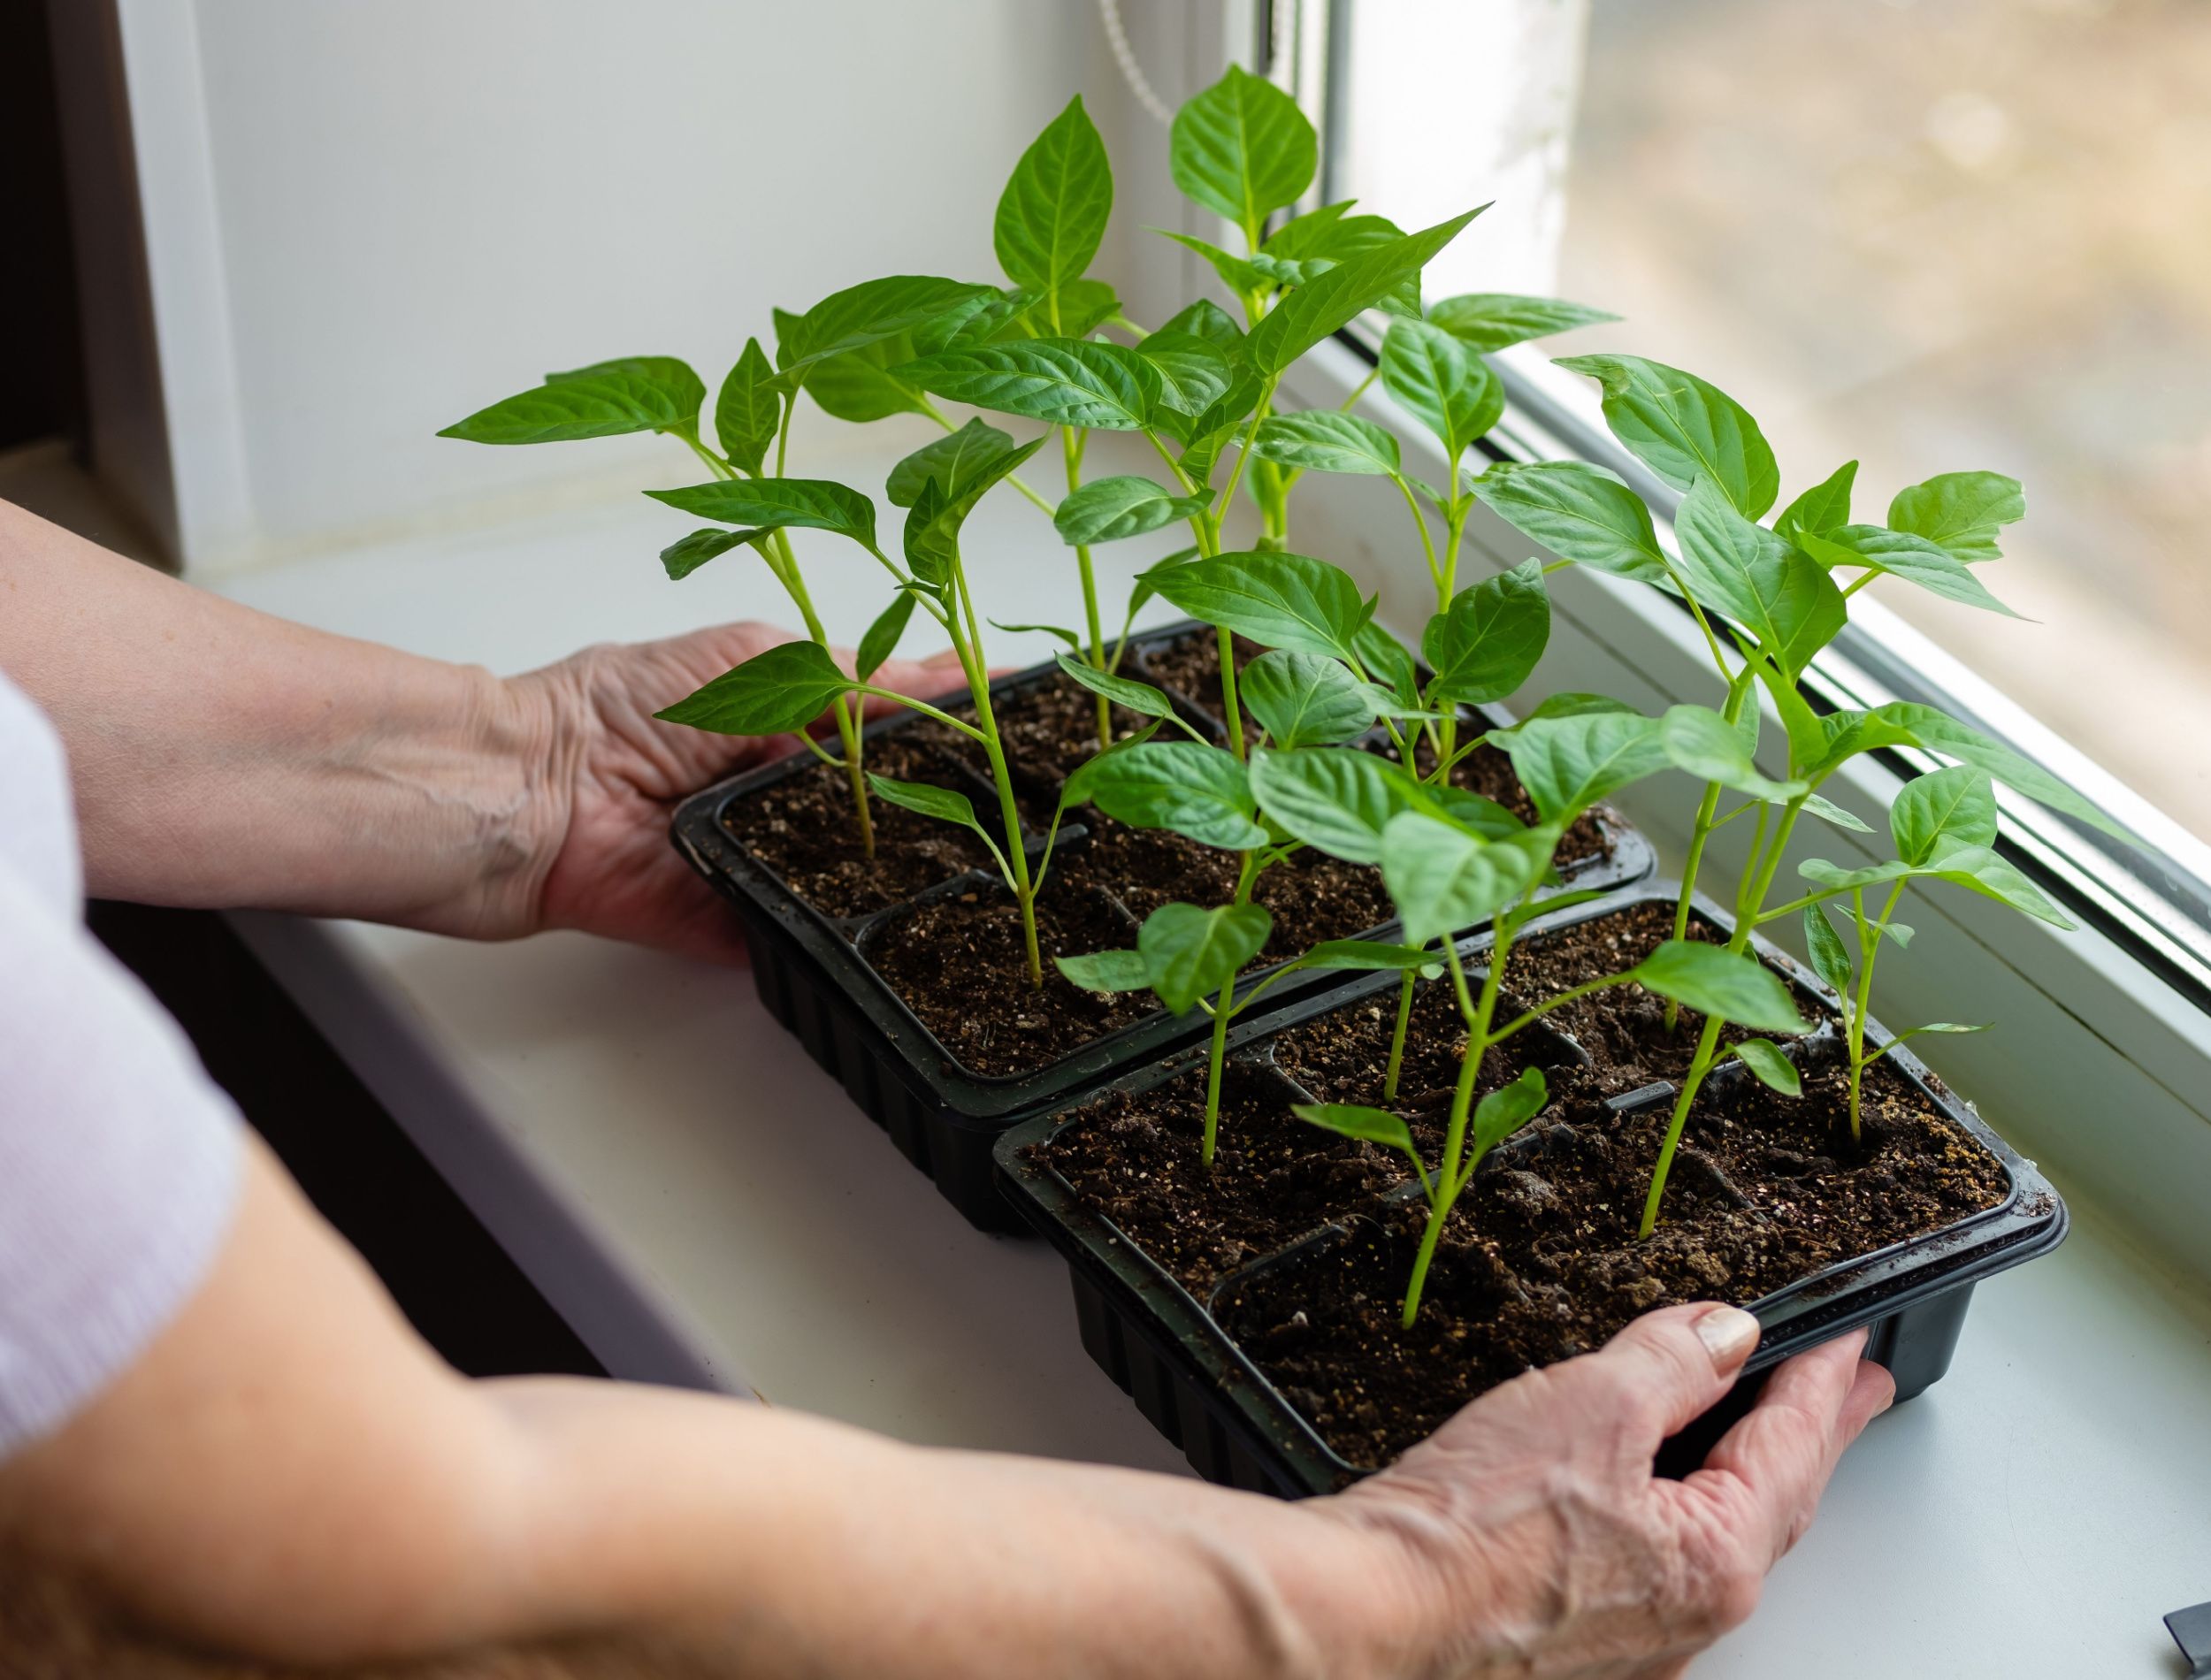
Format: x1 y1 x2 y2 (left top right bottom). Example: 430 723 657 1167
0 857 244 1459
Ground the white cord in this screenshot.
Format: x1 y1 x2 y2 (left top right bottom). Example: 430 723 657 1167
1098 0 1176 126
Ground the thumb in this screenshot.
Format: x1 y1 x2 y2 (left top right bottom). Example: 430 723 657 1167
1564 1303 1763 1462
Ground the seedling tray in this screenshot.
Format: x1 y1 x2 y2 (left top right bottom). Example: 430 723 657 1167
669 622 1653 1231
993 885 2069 1496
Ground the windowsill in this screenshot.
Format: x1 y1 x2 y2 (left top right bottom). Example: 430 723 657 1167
208 431 2211 1677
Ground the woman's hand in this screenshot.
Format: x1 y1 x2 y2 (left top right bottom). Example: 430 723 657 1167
1318 1303 1894 1677
504 622 968 961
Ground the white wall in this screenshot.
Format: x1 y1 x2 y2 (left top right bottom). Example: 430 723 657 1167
114 0 1159 575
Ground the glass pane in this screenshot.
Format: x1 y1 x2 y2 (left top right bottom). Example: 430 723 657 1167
1336 0 2211 839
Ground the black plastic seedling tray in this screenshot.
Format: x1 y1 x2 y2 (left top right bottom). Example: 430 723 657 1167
992 884 2069 1497
669 622 1654 1231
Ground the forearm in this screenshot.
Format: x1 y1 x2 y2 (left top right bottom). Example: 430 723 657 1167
0 500 555 933
0 1144 1433 1678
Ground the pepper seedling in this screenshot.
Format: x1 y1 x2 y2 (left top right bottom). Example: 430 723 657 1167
1284 705 1810 1324
439 272 1005 855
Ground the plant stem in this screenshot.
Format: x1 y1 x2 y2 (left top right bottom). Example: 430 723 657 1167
1848 881 1906 1139
1665 677 1754 1031
1200 851 1265 1168
1639 1013 1725 1238
1383 965 1418 1101
1061 426 1111 749
941 553 1040 985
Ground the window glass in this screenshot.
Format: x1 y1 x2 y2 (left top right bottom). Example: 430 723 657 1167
1330 0 2211 839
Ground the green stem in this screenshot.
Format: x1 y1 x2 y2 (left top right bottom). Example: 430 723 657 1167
944 555 1040 985
1848 881 1906 1140
1383 966 1418 1102
1201 851 1266 1167
1062 426 1111 749
1640 1014 1725 1237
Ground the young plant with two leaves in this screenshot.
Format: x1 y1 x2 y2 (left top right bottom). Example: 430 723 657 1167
1469 353 2133 1233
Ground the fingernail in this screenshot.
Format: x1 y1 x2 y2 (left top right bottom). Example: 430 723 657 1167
1695 1305 1761 1371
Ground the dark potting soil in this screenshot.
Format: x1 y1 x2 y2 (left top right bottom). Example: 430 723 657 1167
1064 819 1398 968
863 877 1158 1077
721 735 996 920
909 671 1154 819
1500 899 1781 1094
1039 903 2008 1470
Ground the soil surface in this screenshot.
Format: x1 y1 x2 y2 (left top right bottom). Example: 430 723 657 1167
1040 900 2008 1470
717 638 1619 1080
863 876 1157 1077
721 735 995 920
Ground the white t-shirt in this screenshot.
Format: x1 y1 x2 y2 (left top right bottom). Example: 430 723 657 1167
0 668 241 1457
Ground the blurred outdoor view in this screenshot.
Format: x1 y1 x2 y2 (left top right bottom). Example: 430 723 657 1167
1336 0 2211 840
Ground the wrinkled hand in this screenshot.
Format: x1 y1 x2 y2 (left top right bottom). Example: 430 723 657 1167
505 621 967 961
1319 1305 1894 1677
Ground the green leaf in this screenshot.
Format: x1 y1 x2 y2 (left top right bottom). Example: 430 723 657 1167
1552 353 1779 518
1055 476 1209 546
1660 703 1807 801
1168 64 1316 234
886 417 1021 508
1135 331 1238 417
645 477 879 550
990 278 1118 342
857 592 917 680
1297 939 1436 973
1801 792 1874 833
1731 1039 1802 1096
1798 844 2074 929
1519 691 1634 722
1245 208 1486 378
994 620 1084 653
1798 523 2022 617
440 357 705 444
1427 292 1619 352
1470 460 1668 584
892 339 1162 431
1250 410 1400 477
899 434 1050 583
660 527 761 582
715 340 784 473
1890 764 1999 866
654 640 853 737
1156 230 1270 299
1492 709 1670 824
1155 298 1245 353
1381 316 1503 459
1887 470 2024 563
1624 941 1807 1034
1056 948 1154 993
994 95 1113 299
1263 205 1422 314
1425 787 1525 839
1354 620 1419 705
913 287 1036 355
1248 747 1422 865
1803 905 1855 1000
1422 560 1549 706
867 774 983 833
1380 810 1544 945
784 276 998 370
803 332 931 424
1855 702 2131 842
1079 741 1266 849
1292 1102 1417 1154
1672 477 1846 677
1885 1021 1992 1049
1239 651 1379 748
1472 1066 1549 1153
1053 653 1181 722
1127 546 1202 619
1773 460 1857 547
1139 900 1274 1014
1150 551 1369 662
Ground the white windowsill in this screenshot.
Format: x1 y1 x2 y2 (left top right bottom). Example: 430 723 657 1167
209 423 2211 1679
